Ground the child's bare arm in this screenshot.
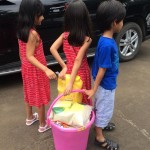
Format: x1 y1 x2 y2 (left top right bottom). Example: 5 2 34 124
64 37 92 95
50 33 67 79
26 31 56 79
85 68 106 99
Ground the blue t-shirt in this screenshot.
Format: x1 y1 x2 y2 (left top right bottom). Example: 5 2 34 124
92 36 119 90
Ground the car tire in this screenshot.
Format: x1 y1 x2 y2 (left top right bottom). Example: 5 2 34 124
115 22 143 61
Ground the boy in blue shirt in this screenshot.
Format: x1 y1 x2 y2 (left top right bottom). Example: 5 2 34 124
85 0 126 149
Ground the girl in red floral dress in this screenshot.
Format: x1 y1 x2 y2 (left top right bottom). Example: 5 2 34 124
17 0 56 133
50 0 92 104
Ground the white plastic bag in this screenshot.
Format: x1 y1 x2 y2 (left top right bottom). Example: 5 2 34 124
50 101 93 127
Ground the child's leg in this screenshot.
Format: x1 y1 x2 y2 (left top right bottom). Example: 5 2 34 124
25 102 39 126
94 86 119 149
37 105 51 133
37 105 46 127
95 126 105 142
94 86 115 140
25 102 33 120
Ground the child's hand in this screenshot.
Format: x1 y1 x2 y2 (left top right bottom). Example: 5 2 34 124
64 83 73 95
45 68 57 79
84 89 95 99
59 67 67 80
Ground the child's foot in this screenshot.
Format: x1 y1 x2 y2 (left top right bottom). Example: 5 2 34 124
103 122 116 131
94 138 119 150
38 124 51 133
26 112 39 126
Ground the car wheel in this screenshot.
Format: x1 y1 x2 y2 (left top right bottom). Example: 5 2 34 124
115 22 143 61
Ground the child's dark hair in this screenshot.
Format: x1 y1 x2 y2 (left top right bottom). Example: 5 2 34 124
64 0 92 46
17 0 44 42
97 0 126 32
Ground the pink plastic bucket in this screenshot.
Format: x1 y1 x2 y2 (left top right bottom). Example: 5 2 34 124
47 90 95 150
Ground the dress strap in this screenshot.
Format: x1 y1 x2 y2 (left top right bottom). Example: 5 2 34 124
63 32 69 40
30 29 41 41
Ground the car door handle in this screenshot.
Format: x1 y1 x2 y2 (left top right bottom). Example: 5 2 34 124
49 6 65 13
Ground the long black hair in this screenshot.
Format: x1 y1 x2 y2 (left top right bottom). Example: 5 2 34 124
64 0 92 46
17 0 44 42
97 0 126 32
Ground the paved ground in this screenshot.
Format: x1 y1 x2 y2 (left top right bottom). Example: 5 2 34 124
0 40 150 150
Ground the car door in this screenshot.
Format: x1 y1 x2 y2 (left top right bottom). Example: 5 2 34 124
41 0 103 60
39 0 66 64
0 0 66 74
0 0 21 70
83 0 102 54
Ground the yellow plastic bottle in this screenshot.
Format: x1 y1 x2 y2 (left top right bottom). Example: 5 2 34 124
57 74 83 103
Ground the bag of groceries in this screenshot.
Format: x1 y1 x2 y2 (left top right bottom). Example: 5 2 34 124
49 100 92 127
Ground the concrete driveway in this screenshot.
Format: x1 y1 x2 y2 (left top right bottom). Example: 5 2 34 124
0 40 150 150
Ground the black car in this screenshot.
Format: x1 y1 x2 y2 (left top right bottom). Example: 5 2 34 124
0 0 150 76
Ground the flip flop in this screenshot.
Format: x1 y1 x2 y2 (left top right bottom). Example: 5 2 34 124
38 124 51 133
26 112 39 126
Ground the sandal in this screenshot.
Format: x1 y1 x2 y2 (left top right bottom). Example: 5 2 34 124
38 124 51 133
103 122 116 131
26 112 39 126
95 138 119 150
